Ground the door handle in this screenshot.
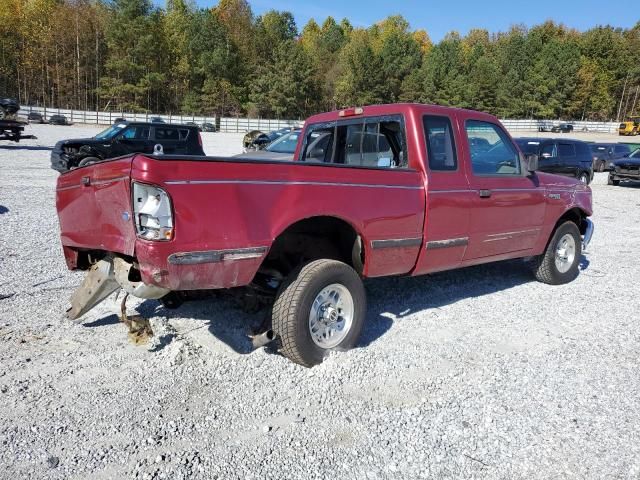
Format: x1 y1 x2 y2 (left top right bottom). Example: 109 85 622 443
81 176 90 186
479 189 492 198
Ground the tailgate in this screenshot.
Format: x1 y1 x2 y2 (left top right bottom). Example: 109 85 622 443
56 157 137 257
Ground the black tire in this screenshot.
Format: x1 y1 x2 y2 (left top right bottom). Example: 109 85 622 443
78 156 100 167
577 171 589 184
160 291 184 309
272 259 366 367
532 221 582 285
607 175 620 186
597 161 606 173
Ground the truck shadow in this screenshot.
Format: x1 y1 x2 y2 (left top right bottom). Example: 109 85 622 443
359 259 533 347
131 256 589 357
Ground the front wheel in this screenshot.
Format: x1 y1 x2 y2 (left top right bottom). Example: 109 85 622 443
532 221 582 285
608 175 620 186
272 259 366 367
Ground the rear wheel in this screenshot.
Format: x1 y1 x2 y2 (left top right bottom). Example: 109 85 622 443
532 221 582 285
597 161 606 172
272 259 366 367
578 171 589 184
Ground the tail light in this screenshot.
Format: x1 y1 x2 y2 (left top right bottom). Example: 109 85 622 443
198 132 203 147
132 182 173 241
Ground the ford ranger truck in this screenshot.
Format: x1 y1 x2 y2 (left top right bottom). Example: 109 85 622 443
55 104 594 367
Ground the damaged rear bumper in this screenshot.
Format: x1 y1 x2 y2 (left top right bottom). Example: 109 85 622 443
66 256 169 321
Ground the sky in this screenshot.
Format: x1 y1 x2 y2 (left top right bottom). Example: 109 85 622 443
171 0 638 42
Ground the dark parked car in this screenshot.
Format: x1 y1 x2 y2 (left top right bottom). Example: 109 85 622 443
149 117 165 123
201 122 216 132
50 122 205 173
515 137 593 184
609 148 640 185
27 112 44 123
235 129 301 161
242 127 295 151
537 120 554 132
183 122 200 130
113 117 127 124
590 143 633 172
551 123 574 133
49 114 69 125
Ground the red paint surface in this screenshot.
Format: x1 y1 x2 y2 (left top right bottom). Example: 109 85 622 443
55 104 593 290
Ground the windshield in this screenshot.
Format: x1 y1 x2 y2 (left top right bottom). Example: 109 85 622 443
631 149 640 158
515 139 540 155
266 131 300 154
94 123 127 140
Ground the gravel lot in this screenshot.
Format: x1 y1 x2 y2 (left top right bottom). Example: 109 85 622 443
1 124 639 479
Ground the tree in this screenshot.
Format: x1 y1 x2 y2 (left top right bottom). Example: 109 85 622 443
334 29 385 106
99 0 163 111
249 40 318 118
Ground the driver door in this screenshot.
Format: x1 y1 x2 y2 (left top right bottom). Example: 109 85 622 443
114 125 152 155
462 119 546 260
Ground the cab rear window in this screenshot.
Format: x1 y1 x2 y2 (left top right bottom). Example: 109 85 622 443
300 115 407 169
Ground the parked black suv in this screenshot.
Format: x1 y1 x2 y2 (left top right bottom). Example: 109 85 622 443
51 121 205 172
590 143 633 172
515 137 594 184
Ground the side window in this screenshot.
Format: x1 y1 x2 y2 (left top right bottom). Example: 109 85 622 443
465 120 520 175
179 129 190 141
423 115 457 171
558 143 575 157
302 124 335 163
121 127 137 139
300 116 406 168
155 128 179 141
541 143 555 158
120 126 150 140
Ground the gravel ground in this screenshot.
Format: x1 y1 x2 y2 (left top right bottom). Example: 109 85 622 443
1 124 639 479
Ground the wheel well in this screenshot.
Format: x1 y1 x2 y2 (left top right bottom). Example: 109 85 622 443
556 208 588 235
261 216 363 278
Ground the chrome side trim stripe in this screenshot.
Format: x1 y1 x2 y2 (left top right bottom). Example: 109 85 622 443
426 237 469 250
164 179 423 190
370 237 423 249
168 246 268 265
483 228 540 243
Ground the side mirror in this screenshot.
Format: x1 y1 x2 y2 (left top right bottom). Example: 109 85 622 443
525 153 538 173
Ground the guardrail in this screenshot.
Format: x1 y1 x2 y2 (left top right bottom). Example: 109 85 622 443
500 119 620 134
17 105 620 134
17 106 304 133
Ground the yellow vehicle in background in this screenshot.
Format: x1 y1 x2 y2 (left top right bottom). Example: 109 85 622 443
619 116 640 136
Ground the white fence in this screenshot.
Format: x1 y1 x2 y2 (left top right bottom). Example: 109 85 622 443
17 105 303 133
18 105 619 134
500 118 620 134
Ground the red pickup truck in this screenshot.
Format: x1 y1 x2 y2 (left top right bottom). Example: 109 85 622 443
56 104 594 367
